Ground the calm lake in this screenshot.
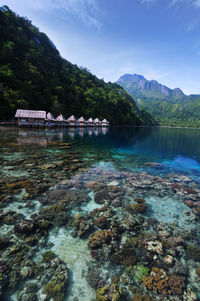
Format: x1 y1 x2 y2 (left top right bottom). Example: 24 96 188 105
0 126 200 301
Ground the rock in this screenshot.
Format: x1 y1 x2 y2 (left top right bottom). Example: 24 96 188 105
94 189 110 204
145 240 163 255
14 219 36 234
107 180 119 186
163 255 174 266
183 288 197 301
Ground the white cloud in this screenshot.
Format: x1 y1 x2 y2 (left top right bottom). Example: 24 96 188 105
141 0 200 8
3 0 102 31
170 0 200 8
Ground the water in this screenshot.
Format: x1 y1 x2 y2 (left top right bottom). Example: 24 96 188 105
0 126 200 301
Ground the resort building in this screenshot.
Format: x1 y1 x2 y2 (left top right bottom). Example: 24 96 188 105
55 114 66 125
101 119 109 127
77 116 86 127
86 118 94 127
46 112 56 125
46 112 56 121
67 115 77 126
93 118 100 126
15 109 110 128
15 109 46 125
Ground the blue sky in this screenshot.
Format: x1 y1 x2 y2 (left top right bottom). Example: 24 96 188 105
3 0 200 94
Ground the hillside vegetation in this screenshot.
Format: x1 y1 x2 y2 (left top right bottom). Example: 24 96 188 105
0 6 155 126
117 74 200 127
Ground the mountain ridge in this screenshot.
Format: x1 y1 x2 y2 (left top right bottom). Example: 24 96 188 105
116 73 196 103
116 73 200 127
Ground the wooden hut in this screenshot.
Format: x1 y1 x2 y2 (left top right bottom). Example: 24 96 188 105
55 114 66 126
67 115 77 126
15 109 46 126
86 118 94 127
46 112 56 122
46 112 56 126
93 118 100 126
77 116 86 127
101 119 109 127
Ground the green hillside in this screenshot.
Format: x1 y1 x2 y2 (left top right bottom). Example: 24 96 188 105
0 6 156 126
117 74 200 127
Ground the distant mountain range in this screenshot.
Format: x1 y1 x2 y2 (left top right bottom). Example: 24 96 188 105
116 74 200 127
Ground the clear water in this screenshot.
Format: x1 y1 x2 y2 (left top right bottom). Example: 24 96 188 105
0 126 200 301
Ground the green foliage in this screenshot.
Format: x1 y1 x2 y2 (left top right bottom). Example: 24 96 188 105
0 6 154 125
136 97 200 128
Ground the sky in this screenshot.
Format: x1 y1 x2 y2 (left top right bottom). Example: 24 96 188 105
2 0 200 94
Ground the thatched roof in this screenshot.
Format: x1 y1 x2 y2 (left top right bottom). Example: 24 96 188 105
47 112 55 121
93 118 100 123
78 116 85 122
102 119 109 124
15 109 46 119
67 115 76 122
56 114 66 122
87 118 93 122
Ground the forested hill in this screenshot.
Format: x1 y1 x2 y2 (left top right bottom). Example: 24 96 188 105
117 74 200 127
0 6 156 126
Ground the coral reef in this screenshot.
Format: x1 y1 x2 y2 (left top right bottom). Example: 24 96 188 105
88 230 113 249
42 251 56 263
96 284 122 301
94 216 109 229
111 248 137 267
186 244 200 261
143 267 185 296
129 203 147 213
127 263 149 282
39 203 69 226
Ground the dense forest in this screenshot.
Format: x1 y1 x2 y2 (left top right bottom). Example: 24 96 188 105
136 97 200 127
0 6 156 126
117 74 200 128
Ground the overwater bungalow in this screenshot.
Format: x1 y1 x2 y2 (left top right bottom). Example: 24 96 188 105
93 118 100 126
67 115 77 126
77 116 86 127
15 109 46 126
86 117 94 127
55 114 66 126
101 118 110 127
46 112 56 122
46 112 56 125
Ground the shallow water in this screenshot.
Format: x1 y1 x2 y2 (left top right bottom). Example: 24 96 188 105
0 126 200 301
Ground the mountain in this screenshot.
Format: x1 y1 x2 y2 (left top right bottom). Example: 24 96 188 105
0 6 156 126
117 74 188 103
117 74 200 127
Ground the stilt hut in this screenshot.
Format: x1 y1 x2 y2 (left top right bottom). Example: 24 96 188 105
67 115 77 127
101 119 109 127
15 109 46 126
56 114 66 126
86 118 94 127
77 116 86 127
93 118 100 127
46 112 56 126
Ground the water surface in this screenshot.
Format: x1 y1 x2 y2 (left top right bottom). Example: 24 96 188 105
0 126 200 301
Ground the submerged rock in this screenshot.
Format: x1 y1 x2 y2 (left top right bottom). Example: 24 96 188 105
14 219 36 234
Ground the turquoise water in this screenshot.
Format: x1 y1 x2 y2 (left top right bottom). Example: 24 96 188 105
0 126 200 301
